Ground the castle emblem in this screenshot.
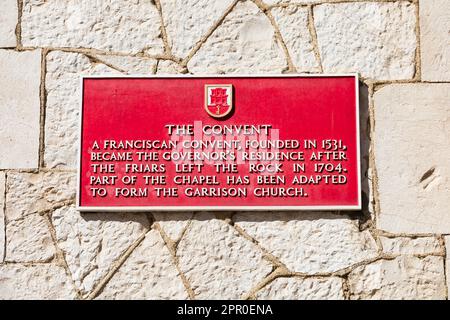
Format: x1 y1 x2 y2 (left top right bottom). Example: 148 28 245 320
205 84 233 118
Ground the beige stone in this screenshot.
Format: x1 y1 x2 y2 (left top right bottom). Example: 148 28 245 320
271 6 319 72
234 212 378 274
6 171 76 221
348 256 446 300
153 212 193 243
21 0 163 55
380 237 442 256
92 55 157 74
5 171 69 262
314 2 417 80
256 277 344 300
161 0 235 58
45 51 156 168
374 84 450 234
0 264 77 299
5 214 55 262
0 50 41 169
52 206 149 294
156 60 187 74
4 171 68 261
188 1 286 74
420 0 450 81
264 0 337 4
0 0 17 47
177 213 272 299
97 229 188 299
0 172 5 262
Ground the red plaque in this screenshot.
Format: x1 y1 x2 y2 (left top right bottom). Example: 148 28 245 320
77 75 361 211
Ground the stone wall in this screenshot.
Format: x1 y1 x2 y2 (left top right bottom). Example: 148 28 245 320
0 0 449 300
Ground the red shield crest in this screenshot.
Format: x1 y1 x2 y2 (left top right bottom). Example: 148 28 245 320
205 84 233 118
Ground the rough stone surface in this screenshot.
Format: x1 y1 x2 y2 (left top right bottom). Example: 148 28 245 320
234 212 378 274
21 0 163 55
5 214 55 262
0 172 5 262
98 229 188 299
6 171 76 221
420 0 450 81
0 50 41 169
45 51 156 168
156 60 186 74
271 6 319 72
314 2 417 80
52 206 149 294
264 0 329 4
177 214 272 299
374 84 450 234
153 212 193 242
0 264 77 299
92 54 157 74
256 277 345 300
0 0 17 47
4 171 75 262
188 1 286 74
162 0 235 58
348 256 446 300
380 237 442 256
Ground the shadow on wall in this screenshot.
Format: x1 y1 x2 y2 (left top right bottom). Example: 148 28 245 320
79 82 371 226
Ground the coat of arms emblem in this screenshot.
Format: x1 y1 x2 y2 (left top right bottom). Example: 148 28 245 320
205 84 233 118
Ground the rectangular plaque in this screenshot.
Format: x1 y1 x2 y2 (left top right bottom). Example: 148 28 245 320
77 75 361 211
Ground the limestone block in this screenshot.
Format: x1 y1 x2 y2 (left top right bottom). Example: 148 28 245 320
153 212 193 243
0 264 77 299
348 256 446 300
374 84 450 234
264 0 308 4
264 0 347 4
234 212 378 274
0 0 17 47
156 60 187 74
177 213 272 299
188 1 286 74
161 0 235 58
0 50 41 169
52 206 149 294
314 2 417 80
271 6 319 72
97 229 188 299
21 0 163 55
420 0 450 81
92 55 157 74
5 171 69 262
45 51 156 169
5 214 55 262
6 171 76 221
4 171 76 262
256 277 345 300
380 237 442 256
